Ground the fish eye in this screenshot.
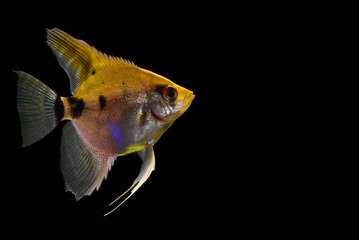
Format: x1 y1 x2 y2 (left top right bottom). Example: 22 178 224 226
162 86 178 103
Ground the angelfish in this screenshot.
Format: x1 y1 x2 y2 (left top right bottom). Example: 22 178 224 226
16 28 194 215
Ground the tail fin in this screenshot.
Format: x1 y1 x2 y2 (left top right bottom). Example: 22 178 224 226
16 71 61 147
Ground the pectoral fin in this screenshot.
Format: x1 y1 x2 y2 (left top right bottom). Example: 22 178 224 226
105 145 155 216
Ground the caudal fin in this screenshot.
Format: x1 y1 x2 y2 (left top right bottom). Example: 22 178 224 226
16 71 61 147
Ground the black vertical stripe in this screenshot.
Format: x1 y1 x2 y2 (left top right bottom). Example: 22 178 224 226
68 97 85 118
54 94 64 122
99 95 106 110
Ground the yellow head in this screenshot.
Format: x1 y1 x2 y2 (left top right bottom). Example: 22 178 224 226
149 81 195 122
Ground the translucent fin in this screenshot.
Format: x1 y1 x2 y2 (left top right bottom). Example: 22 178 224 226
16 71 58 147
60 121 116 200
46 28 99 94
105 146 155 216
46 28 125 94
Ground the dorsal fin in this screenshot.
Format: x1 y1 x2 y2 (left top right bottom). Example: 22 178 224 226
46 28 121 94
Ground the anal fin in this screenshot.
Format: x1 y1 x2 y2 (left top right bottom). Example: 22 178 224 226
60 121 116 200
104 145 155 216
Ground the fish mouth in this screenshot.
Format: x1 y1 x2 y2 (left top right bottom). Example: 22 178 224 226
177 91 194 117
183 91 195 109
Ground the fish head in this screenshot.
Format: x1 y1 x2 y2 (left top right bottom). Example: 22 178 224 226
149 81 195 123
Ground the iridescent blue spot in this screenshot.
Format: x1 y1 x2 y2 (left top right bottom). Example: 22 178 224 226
109 123 124 148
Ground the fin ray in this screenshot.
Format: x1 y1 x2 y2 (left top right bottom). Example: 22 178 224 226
46 28 130 94
60 121 116 200
105 146 155 216
16 71 59 147
47 28 102 94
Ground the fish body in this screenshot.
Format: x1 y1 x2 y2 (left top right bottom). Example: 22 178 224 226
16 28 194 215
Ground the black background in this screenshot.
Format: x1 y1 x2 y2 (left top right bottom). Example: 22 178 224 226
2 7 242 236
1 4 320 238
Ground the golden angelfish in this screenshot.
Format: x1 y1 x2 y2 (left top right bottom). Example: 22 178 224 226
16 28 194 215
